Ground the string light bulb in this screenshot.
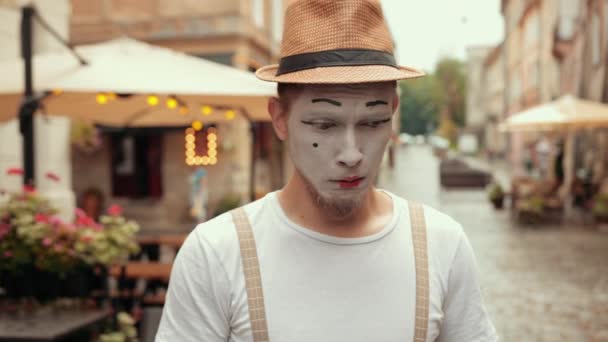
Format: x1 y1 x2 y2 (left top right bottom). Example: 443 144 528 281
147 95 159 106
96 93 108 104
166 97 178 109
225 110 236 120
192 121 203 131
201 106 212 116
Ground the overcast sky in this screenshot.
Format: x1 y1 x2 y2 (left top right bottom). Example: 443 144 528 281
381 0 504 72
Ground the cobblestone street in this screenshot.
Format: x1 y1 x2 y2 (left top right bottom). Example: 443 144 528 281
380 145 608 341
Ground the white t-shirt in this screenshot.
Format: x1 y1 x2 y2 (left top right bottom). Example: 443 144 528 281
156 191 497 342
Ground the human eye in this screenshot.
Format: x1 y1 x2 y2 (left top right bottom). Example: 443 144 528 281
301 120 337 130
361 118 391 128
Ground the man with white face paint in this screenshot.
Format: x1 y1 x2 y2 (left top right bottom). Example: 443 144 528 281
156 1 498 341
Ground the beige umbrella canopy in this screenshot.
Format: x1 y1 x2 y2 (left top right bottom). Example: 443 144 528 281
0 38 275 126
500 94 608 131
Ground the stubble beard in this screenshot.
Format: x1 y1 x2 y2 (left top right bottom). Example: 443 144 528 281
299 171 365 219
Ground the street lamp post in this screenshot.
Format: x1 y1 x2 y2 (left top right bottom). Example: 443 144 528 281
19 5 36 187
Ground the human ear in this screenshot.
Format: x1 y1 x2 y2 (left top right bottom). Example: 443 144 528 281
268 97 288 141
392 93 400 114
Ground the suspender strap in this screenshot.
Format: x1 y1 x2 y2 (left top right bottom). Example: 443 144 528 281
232 202 430 342
231 208 270 342
409 202 429 341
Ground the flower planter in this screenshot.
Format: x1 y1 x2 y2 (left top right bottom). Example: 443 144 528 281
491 197 504 210
1 267 105 302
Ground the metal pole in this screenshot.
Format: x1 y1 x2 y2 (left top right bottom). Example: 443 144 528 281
19 5 36 187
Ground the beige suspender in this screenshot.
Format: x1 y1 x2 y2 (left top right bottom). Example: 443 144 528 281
232 208 270 342
408 202 430 342
231 201 429 342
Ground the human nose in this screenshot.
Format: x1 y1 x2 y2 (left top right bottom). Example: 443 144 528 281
336 128 363 168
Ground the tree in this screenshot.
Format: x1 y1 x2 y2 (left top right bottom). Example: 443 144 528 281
399 74 443 135
399 57 467 141
435 58 467 127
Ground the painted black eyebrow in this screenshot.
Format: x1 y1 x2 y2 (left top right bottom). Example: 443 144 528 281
312 98 342 106
366 100 388 107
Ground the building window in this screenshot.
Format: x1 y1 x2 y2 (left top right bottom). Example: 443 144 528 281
252 0 264 29
592 12 601 65
272 0 283 42
110 133 163 199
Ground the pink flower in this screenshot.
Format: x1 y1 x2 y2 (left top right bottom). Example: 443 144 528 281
6 168 23 176
107 204 123 216
75 209 96 227
22 185 36 193
45 172 60 182
42 237 52 247
35 214 50 223
48 216 64 226
3 250 13 258
0 223 11 239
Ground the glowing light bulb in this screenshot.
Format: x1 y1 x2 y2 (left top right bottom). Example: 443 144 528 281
208 133 217 141
166 97 178 109
208 141 217 149
192 121 203 131
201 106 212 116
225 110 236 120
209 156 217 165
96 93 108 104
147 95 159 106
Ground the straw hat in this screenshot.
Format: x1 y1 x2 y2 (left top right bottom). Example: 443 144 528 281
255 0 425 84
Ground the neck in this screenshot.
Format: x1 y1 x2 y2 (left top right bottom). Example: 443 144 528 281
277 171 392 238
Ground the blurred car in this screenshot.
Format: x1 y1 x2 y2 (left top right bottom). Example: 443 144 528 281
458 134 478 155
399 133 414 145
428 135 449 149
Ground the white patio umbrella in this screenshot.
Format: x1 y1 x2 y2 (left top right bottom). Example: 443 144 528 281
0 37 276 126
500 94 608 131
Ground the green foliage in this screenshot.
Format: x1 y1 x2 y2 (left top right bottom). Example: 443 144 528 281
98 312 139 342
399 74 443 135
399 57 467 136
592 192 608 217
518 195 545 214
435 58 467 127
487 182 505 201
213 194 242 217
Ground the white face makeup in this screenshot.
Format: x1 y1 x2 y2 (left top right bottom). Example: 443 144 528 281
284 83 396 217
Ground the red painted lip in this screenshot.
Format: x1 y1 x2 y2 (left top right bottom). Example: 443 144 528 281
335 177 364 188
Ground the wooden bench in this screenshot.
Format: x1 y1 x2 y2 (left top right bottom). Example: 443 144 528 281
109 262 172 282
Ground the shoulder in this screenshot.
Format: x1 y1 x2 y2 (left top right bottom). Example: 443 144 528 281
390 193 468 276
180 195 269 264
389 193 465 246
